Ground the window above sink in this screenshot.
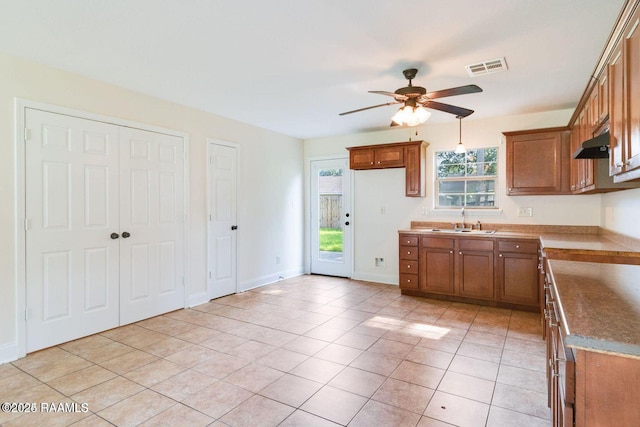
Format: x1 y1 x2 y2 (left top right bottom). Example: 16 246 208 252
435 147 499 209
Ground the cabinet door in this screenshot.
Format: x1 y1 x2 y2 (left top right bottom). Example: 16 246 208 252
570 124 581 192
375 145 404 168
625 11 640 173
349 147 376 169
505 129 570 195
589 84 599 131
610 42 625 175
457 250 494 300
404 143 424 197
497 252 540 306
598 68 609 123
419 246 455 294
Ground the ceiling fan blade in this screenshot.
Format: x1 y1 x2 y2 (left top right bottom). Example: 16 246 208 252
424 84 483 99
339 101 402 116
369 90 408 101
422 100 475 117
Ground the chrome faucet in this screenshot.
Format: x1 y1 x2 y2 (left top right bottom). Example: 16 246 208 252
461 207 466 229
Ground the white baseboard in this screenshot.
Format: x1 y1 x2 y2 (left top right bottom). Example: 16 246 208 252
351 271 398 286
239 267 305 292
0 341 18 364
188 291 210 308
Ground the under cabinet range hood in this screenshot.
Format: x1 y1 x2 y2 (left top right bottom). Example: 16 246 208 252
573 131 610 159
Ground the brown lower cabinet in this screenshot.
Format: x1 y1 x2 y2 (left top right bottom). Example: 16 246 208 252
496 240 540 307
544 273 576 427
399 233 539 310
544 262 640 426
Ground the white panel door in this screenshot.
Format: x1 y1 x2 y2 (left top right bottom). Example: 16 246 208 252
310 158 352 277
208 143 237 299
25 109 120 352
119 127 185 325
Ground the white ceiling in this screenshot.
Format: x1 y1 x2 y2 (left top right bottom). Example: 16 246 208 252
0 0 626 139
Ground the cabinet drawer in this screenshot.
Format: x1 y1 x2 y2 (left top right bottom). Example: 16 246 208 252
400 246 418 260
459 238 494 252
399 235 418 246
399 273 419 290
400 260 418 274
422 237 455 249
498 240 538 254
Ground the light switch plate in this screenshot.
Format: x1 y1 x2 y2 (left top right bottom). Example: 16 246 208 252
517 207 533 217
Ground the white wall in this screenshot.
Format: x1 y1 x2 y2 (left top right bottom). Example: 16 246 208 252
601 188 640 239
0 53 304 362
304 110 603 284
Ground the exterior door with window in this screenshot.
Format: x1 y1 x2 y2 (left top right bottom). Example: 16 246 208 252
310 158 352 277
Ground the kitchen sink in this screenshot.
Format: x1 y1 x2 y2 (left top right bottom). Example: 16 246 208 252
425 228 496 235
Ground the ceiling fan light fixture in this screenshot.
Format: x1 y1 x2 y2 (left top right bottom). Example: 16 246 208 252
414 106 431 122
391 105 430 127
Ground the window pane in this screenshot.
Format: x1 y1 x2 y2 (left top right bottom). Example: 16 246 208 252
436 151 466 178
481 162 498 176
439 181 465 193
437 163 465 178
439 194 464 207
466 194 495 207
466 179 495 193
465 163 478 176
482 147 498 162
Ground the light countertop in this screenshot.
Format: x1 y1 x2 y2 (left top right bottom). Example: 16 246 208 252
547 260 640 359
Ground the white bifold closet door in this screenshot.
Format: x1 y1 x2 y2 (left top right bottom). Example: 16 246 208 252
25 109 185 352
118 126 185 325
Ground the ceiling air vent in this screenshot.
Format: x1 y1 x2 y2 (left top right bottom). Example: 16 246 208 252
465 57 508 77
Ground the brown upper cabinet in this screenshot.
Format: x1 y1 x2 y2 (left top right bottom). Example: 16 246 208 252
503 127 571 196
610 39 625 177
349 144 404 169
347 141 428 197
569 0 640 184
617 7 640 181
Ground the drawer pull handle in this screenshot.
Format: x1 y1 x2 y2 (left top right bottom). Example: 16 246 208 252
499 254 503 257
407 251 411 255
407 240 411 244
407 265 411 269
515 245 520 249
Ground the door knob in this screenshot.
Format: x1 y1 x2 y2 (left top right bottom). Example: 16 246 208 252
110 233 119 239
345 221 350 226
346 213 350 217
231 225 238 230
122 232 131 238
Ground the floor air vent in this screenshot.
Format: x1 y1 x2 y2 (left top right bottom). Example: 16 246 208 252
465 57 508 77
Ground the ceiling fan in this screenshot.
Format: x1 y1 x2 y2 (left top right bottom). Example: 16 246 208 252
339 68 482 125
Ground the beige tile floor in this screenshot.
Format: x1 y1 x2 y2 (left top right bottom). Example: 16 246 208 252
0 275 551 426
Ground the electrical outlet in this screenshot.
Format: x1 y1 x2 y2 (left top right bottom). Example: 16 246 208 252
375 257 385 268
517 207 533 217
276 256 281 264
380 206 386 214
